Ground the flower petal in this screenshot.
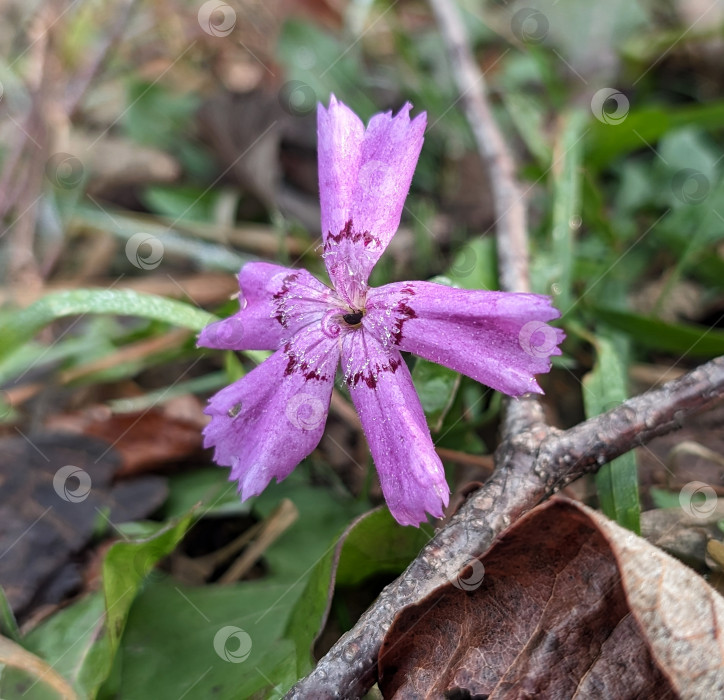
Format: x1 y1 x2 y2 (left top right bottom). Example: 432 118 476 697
317 96 426 304
203 331 340 498
366 281 564 396
197 261 336 351
341 329 449 526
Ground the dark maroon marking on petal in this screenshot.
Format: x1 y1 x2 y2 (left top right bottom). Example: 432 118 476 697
390 299 417 345
271 272 300 328
283 343 329 382
284 353 297 377
326 219 353 245
346 355 402 390
325 219 378 251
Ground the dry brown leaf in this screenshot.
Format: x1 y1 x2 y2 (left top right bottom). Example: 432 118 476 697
47 406 204 476
378 498 724 698
0 433 166 616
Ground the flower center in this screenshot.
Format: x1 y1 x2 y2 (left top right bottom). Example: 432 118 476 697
342 310 364 326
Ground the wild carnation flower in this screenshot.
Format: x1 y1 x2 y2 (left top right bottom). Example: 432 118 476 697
198 96 564 526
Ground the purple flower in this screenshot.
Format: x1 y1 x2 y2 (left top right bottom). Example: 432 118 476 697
198 96 564 526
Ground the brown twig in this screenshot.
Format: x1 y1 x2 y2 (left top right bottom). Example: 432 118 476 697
286 1 724 697
435 447 494 473
217 498 298 584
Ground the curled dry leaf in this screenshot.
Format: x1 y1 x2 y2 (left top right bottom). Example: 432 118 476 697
378 498 724 699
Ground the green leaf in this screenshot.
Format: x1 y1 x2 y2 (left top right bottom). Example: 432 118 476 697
447 237 498 291
334 508 432 587
657 127 718 182
23 513 195 697
284 508 432 680
253 477 367 583
277 20 376 120
21 593 105 698
108 480 364 698
649 487 682 510
109 579 299 699
162 467 252 519
593 306 724 358
582 334 640 533
102 512 197 658
122 81 198 150
141 185 222 223
0 586 20 642
283 538 340 681
550 109 586 311
412 358 461 431
586 101 724 169
0 289 213 362
502 91 552 167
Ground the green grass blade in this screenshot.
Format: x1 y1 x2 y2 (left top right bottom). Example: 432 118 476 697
582 334 640 533
551 109 586 312
0 289 213 361
594 306 724 358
